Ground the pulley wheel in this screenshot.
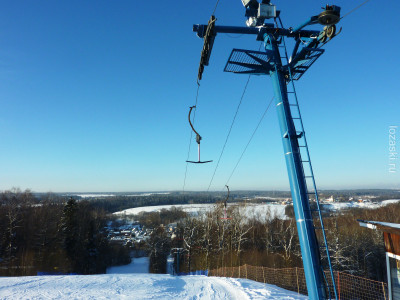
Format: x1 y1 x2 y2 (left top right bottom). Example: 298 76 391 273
326 25 336 39
318 10 340 25
319 30 327 43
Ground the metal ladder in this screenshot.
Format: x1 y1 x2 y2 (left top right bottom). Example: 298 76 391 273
278 37 338 299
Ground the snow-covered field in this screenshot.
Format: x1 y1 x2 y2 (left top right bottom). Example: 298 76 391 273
70 192 171 199
115 203 288 220
114 199 400 220
0 273 308 300
323 199 400 210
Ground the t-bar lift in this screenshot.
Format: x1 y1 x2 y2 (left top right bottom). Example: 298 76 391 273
193 2 341 299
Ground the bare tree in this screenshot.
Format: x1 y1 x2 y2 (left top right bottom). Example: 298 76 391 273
273 218 297 265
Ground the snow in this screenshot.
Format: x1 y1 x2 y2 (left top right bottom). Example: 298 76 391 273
324 199 400 210
381 199 400 206
106 257 149 274
75 194 116 198
0 273 308 299
360 220 400 230
115 203 288 220
72 192 171 198
115 203 216 215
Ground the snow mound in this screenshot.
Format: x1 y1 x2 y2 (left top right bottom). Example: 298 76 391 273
0 273 308 299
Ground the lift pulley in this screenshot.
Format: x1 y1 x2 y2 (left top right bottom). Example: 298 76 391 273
318 5 341 26
197 15 217 82
186 106 213 164
318 24 342 44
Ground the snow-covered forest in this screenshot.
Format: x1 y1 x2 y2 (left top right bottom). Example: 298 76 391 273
0 189 130 276
145 200 399 282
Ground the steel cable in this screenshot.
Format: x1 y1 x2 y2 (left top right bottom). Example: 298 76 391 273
224 96 274 188
341 0 372 20
206 75 251 192
183 83 201 194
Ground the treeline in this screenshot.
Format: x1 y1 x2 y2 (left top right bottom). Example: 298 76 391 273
132 207 188 228
150 201 400 281
0 189 130 276
86 189 400 214
88 193 220 214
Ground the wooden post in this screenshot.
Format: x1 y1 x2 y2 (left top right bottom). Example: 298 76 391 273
382 282 387 300
263 267 266 283
245 264 248 279
337 271 340 300
296 267 300 294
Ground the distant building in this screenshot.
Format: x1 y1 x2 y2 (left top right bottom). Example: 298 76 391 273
358 220 400 300
326 196 334 203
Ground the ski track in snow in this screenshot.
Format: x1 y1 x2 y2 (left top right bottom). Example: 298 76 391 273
0 274 308 299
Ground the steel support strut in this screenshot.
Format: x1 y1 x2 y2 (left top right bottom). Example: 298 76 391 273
264 33 327 300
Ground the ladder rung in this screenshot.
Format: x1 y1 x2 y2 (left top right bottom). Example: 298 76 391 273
302 160 310 163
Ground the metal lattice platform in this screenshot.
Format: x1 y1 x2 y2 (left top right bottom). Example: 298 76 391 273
289 47 324 80
224 49 273 75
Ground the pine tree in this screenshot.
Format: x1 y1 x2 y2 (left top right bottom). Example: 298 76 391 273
60 198 79 272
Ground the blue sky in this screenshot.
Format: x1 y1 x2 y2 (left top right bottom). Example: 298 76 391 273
0 0 399 193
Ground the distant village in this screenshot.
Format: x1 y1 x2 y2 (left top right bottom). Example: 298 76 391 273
248 194 378 205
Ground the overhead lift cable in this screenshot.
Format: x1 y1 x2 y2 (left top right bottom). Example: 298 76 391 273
206 75 252 192
340 0 372 20
182 84 201 193
206 42 264 192
224 96 274 187
212 0 221 15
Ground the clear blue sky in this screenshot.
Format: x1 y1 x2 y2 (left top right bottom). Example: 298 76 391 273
0 0 399 193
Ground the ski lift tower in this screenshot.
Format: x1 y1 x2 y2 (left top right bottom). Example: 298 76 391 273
193 1 341 299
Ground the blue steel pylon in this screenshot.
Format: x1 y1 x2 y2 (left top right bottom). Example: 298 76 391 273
193 3 341 300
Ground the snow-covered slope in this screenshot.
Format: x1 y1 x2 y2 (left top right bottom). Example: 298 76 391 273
115 203 288 220
106 257 149 274
0 273 308 300
114 199 400 221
